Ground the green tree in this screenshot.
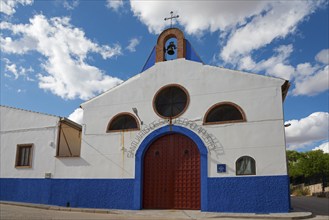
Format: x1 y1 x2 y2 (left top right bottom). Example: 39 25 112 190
286 150 303 178
299 150 329 178
287 149 329 192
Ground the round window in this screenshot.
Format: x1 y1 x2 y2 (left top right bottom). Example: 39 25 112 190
153 84 189 118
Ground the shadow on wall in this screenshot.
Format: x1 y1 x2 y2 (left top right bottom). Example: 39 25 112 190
57 157 90 167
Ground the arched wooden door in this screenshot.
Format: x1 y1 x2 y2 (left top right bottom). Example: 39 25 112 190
143 133 200 210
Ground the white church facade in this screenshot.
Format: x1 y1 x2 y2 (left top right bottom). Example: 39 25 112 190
0 28 291 213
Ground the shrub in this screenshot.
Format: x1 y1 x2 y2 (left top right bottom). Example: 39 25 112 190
291 187 310 196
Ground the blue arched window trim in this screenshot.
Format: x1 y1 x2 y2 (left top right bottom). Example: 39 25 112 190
133 125 208 211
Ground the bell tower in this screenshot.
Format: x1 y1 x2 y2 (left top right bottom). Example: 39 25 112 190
155 28 186 63
140 21 202 72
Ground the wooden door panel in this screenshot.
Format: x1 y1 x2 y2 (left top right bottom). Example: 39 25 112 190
173 134 200 210
143 137 173 209
143 133 200 210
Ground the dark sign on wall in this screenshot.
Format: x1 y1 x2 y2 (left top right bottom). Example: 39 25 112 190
217 164 226 173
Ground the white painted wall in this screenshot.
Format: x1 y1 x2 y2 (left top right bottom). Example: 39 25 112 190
71 59 288 179
1 58 288 180
0 106 59 178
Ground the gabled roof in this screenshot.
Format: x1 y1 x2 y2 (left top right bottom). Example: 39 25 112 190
81 59 289 108
0 105 82 129
81 27 290 108
0 105 59 118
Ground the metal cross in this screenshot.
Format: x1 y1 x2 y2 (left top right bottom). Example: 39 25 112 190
164 11 179 28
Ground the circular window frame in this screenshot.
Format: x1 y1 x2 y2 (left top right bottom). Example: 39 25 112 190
152 84 190 119
203 101 246 125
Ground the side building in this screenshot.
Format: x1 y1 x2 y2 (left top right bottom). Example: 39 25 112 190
0 106 81 204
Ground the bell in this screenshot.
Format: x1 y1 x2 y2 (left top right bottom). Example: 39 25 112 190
166 41 176 55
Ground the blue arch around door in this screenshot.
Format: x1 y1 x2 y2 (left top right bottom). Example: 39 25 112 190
133 125 208 211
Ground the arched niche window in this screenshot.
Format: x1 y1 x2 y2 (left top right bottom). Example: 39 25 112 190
203 102 246 125
236 156 256 175
107 113 139 132
153 84 189 119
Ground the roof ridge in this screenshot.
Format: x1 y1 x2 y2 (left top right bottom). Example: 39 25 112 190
0 105 60 118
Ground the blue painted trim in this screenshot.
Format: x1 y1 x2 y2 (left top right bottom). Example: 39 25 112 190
140 46 156 72
0 175 290 213
134 125 208 211
287 175 292 210
185 40 203 64
207 175 290 213
0 178 134 210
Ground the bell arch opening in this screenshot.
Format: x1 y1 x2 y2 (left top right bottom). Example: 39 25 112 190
156 28 186 62
164 38 178 60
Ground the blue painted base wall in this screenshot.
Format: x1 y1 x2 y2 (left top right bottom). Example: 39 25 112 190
0 178 134 209
207 175 290 213
1 175 290 213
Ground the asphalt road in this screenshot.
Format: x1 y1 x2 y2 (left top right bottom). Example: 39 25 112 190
291 196 329 216
1 197 328 220
0 203 308 220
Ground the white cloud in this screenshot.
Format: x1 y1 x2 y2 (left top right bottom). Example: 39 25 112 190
0 15 123 100
221 1 321 63
130 1 327 97
0 0 33 15
256 45 296 80
239 56 256 70
239 46 329 96
285 112 329 150
239 44 295 80
315 49 329 64
129 1 325 85
130 1 269 34
68 108 83 124
129 0 321 58
0 35 38 54
296 62 318 77
126 37 141 52
313 142 329 153
106 0 123 12
4 61 18 79
3 58 34 80
63 0 79 11
292 65 329 96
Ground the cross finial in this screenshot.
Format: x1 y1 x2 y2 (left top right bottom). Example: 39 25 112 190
164 11 179 28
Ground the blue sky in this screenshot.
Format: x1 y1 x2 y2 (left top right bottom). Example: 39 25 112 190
1 0 328 153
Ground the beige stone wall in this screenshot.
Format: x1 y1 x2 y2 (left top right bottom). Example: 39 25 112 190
305 183 329 194
292 183 329 196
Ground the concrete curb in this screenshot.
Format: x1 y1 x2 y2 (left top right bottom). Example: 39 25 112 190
0 201 313 219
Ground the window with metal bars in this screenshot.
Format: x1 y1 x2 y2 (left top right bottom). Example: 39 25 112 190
15 144 33 168
236 156 256 175
204 102 246 124
107 113 139 132
153 84 189 118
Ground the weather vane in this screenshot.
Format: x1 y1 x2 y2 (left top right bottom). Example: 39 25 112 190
164 11 179 28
